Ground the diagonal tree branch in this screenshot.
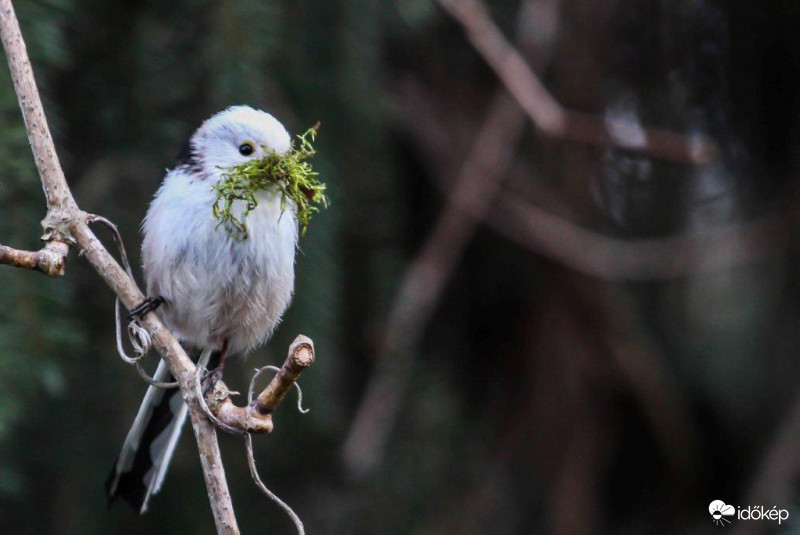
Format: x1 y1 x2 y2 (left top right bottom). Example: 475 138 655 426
0 2 240 531
0 1 313 532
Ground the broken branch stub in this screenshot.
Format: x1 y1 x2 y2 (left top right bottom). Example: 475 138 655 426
204 334 315 434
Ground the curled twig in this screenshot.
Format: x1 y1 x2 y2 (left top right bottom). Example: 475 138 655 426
249 365 310 415
92 214 179 389
245 434 305 535
134 361 178 389
244 362 309 535
200 335 314 433
194 344 313 534
87 214 132 276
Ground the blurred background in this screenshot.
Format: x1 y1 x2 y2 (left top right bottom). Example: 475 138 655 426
1 0 800 533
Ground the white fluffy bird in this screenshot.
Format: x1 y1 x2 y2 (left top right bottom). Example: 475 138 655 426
107 106 299 513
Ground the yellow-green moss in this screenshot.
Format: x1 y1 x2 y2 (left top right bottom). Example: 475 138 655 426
212 123 327 240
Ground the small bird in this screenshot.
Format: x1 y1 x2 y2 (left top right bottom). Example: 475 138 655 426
107 106 299 513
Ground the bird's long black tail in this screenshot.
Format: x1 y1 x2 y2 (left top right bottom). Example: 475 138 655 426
106 347 218 513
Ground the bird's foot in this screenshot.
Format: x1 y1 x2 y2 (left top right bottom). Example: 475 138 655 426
202 340 230 396
127 296 165 321
202 361 227 396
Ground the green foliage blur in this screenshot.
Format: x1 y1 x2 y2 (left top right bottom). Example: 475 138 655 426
2 1 800 534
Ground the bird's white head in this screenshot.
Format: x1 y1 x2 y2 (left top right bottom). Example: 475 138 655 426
177 105 291 180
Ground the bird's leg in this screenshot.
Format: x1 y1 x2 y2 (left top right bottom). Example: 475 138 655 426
203 338 230 394
127 296 165 321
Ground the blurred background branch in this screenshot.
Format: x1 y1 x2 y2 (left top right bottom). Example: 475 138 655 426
437 0 721 164
344 0 783 482
342 0 538 479
394 78 787 280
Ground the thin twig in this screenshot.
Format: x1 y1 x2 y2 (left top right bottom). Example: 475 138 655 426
436 0 721 165
245 435 305 535
242 359 310 535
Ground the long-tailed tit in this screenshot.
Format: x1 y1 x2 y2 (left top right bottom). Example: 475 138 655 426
106 106 298 513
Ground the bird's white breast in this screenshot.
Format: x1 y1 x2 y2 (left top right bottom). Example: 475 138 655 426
141 167 298 355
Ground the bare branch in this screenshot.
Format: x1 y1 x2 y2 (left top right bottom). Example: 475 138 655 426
0 241 68 276
0 1 240 532
70 199 242 534
0 0 76 238
436 0 721 165
254 335 314 414
0 4 317 530
206 335 314 434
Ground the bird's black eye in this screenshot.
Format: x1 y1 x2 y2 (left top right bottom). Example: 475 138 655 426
239 142 255 156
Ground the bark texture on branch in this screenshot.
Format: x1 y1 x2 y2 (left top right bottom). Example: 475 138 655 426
256 335 314 414
1 0 312 530
0 1 315 528
68 221 241 532
207 335 315 433
0 0 76 241
0 241 68 276
0 0 290 535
